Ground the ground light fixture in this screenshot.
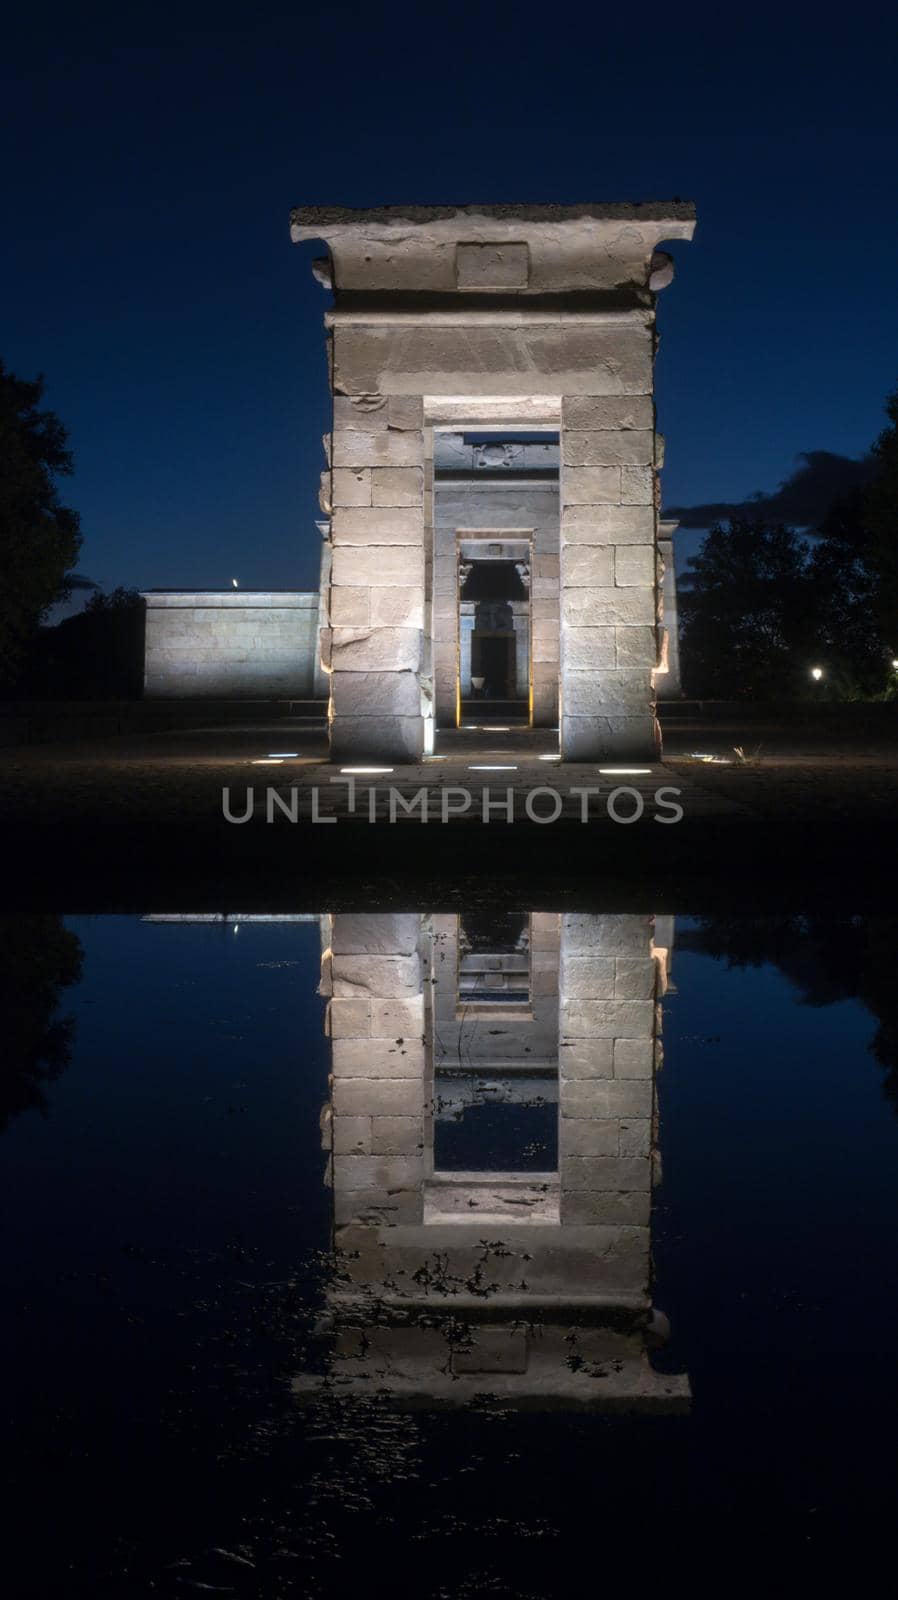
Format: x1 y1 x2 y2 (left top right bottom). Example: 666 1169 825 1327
468 764 519 771
539 753 561 761
339 767 395 775
267 752 300 758
251 758 284 765
598 767 652 775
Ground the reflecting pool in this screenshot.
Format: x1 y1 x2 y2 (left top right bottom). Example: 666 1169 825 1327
2 911 898 1591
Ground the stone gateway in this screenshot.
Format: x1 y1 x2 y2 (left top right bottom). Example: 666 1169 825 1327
292 202 695 762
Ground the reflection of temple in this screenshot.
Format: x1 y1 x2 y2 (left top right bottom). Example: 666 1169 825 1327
297 912 689 1411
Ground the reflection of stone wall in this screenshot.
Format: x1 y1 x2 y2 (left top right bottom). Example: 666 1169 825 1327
303 910 688 1412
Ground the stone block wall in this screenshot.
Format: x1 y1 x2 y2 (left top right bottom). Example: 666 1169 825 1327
321 912 426 1226
324 397 428 761
559 387 661 759
558 912 660 1228
142 591 322 698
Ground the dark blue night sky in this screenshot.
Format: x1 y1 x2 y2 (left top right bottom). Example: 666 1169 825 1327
3 3 896 592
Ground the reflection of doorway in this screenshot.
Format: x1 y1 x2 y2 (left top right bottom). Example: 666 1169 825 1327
458 549 530 723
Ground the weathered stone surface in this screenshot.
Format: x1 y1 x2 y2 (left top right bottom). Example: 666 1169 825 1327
561 586 655 627
561 1156 651 1191
332 429 424 469
329 586 369 626
559 1119 620 1156
561 714 658 760
331 507 424 545
332 1117 371 1154
559 955 616 997
563 431 654 467
333 324 652 398
456 241 530 288
614 959 657 999
371 467 424 506
329 714 424 761
620 465 654 504
327 997 370 1038
560 999 654 1039
370 996 425 1038
562 395 654 431
561 546 614 587
615 545 656 587
619 1119 652 1156
561 1190 651 1226
331 915 421 957
331 669 420 718
613 1038 654 1078
560 1080 652 1122
370 1117 424 1154
368 586 425 627
331 627 422 672
332 954 421 998
559 1039 615 1079
562 466 621 505
615 626 657 668
561 505 654 544
332 467 371 506
561 669 653 717
333 1153 424 1189
332 1078 424 1117
331 1038 425 1076
562 913 651 956
560 626 617 671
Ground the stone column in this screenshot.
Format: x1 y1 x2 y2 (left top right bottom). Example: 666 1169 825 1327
326 395 427 762
321 912 426 1227
559 913 658 1228
559 387 660 761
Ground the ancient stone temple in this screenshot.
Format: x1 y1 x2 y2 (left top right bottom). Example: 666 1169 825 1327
296 910 689 1410
291 203 696 762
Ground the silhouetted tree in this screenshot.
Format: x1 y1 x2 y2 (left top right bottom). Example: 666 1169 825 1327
679 519 815 697
0 362 82 681
13 586 146 699
0 916 83 1131
681 915 898 1109
865 387 898 649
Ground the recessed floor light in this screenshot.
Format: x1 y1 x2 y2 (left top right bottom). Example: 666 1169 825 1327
599 767 652 775
539 753 561 761
339 766 394 774
267 752 299 758
482 726 510 732
252 758 284 765
468 764 518 771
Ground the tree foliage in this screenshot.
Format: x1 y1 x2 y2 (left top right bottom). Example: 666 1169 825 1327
0 361 82 680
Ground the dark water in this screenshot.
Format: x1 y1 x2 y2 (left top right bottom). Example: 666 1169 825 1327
2 912 898 1592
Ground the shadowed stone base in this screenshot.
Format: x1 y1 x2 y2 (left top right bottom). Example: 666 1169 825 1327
560 715 661 762
329 714 425 763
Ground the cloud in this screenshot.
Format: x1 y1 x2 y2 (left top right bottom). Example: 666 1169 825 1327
665 450 877 529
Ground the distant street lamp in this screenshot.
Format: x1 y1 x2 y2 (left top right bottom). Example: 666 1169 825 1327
231 577 239 588
810 666 824 681
891 658 898 670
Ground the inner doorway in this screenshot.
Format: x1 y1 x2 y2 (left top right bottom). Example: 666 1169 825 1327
458 544 531 725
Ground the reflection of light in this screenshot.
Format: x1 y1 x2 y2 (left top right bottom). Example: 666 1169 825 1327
482 726 510 731
252 758 284 764
339 766 394 774
811 666 824 681
268 752 299 758
599 767 652 775
233 924 239 935
468 764 518 770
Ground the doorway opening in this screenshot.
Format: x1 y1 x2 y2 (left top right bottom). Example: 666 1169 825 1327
458 541 531 725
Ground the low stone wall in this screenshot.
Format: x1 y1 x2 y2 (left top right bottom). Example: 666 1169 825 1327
142 591 324 699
